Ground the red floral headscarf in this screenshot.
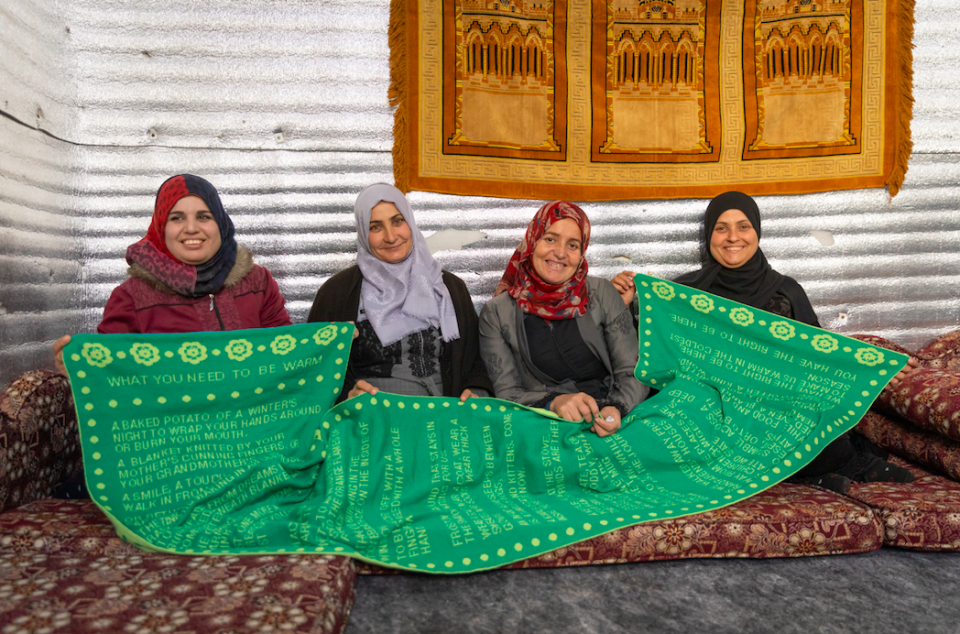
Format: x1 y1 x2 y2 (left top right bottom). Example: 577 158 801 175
494 200 591 319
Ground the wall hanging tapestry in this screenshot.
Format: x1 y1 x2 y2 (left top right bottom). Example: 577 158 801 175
390 0 914 200
63 276 904 573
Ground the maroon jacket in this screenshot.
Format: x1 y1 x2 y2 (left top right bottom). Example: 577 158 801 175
98 247 291 334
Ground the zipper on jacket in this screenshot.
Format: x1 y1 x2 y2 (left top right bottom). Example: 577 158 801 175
210 294 225 330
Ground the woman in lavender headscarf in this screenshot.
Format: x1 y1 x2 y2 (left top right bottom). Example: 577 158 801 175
308 183 491 403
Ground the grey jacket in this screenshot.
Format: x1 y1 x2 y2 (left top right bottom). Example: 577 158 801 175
479 276 648 413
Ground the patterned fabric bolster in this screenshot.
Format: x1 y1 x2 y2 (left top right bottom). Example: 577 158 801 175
0 370 82 514
857 410 960 483
916 329 960 370
877 368 960 443
847 456 960 551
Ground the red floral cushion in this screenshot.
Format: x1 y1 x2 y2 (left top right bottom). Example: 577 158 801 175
0 498 358 633
0 499 135 556
856 411 960 482
0 550 356 634
846 457 960 551
356 483 882 574
877 368 960 442
916 330 960 370
0 371 82 513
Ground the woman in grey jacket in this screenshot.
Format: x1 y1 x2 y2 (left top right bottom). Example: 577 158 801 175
479 201 648 437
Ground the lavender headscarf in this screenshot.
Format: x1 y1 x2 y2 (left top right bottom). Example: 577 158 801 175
355 183 460 346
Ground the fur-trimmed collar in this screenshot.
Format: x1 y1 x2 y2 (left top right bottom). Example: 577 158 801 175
127 245 254 295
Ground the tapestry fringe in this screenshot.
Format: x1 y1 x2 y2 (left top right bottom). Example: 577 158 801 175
388 0 409 192
888 0 915 197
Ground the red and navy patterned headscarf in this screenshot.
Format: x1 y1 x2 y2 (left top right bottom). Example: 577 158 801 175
126 174 238 298
494 200 591 320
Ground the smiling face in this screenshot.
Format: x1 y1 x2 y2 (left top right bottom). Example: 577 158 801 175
531 218 583 285
709 208 759 269
164 195 222 265
368 201 413 263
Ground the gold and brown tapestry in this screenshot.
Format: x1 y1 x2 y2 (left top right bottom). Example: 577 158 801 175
390 0 914 200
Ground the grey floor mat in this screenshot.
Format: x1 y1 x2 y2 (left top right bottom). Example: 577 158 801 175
346 549 960 634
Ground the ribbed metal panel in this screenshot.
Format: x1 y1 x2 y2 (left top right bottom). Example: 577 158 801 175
913 0 960 153
1 0 960 387
0 117 84 382
0 0 77 138
68 0 392 151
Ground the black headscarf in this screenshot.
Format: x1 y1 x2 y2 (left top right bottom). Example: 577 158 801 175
674 191 820 326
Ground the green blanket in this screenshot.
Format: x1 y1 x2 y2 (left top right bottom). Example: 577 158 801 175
63 275 905 573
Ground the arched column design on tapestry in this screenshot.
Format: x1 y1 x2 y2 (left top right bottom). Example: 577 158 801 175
655 43 663 85
823 29 842 77
658 39 677 86
624 31 640 87
765 33 785 81
633 39 640 86
499 27 510 78
667 40 677 86
808 29 824 80
503 34 510 78
519 37 526 77
788 32 804 78
639 41 653 84
827 24 845 77
802 28 810 77
526 30 544 79
784 34 793 76
464 27 484 76
615 37 639 86
676 38 695 86
506 30 524 77
485 29 504 78
470 24 492 78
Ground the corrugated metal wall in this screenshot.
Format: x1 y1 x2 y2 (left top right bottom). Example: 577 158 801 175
2 0 959 387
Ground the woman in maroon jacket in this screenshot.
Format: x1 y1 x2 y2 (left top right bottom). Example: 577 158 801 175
53 174 291 373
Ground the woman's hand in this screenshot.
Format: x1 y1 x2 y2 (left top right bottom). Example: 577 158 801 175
887 357 921 388
459 389 480 402
53 335 72 375
550 392 599 423
590 406 621 437
347 380 379 399
611 271 637 306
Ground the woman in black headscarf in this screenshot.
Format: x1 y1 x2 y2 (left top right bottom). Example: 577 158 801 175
613 191 916 493
672 191 820 325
